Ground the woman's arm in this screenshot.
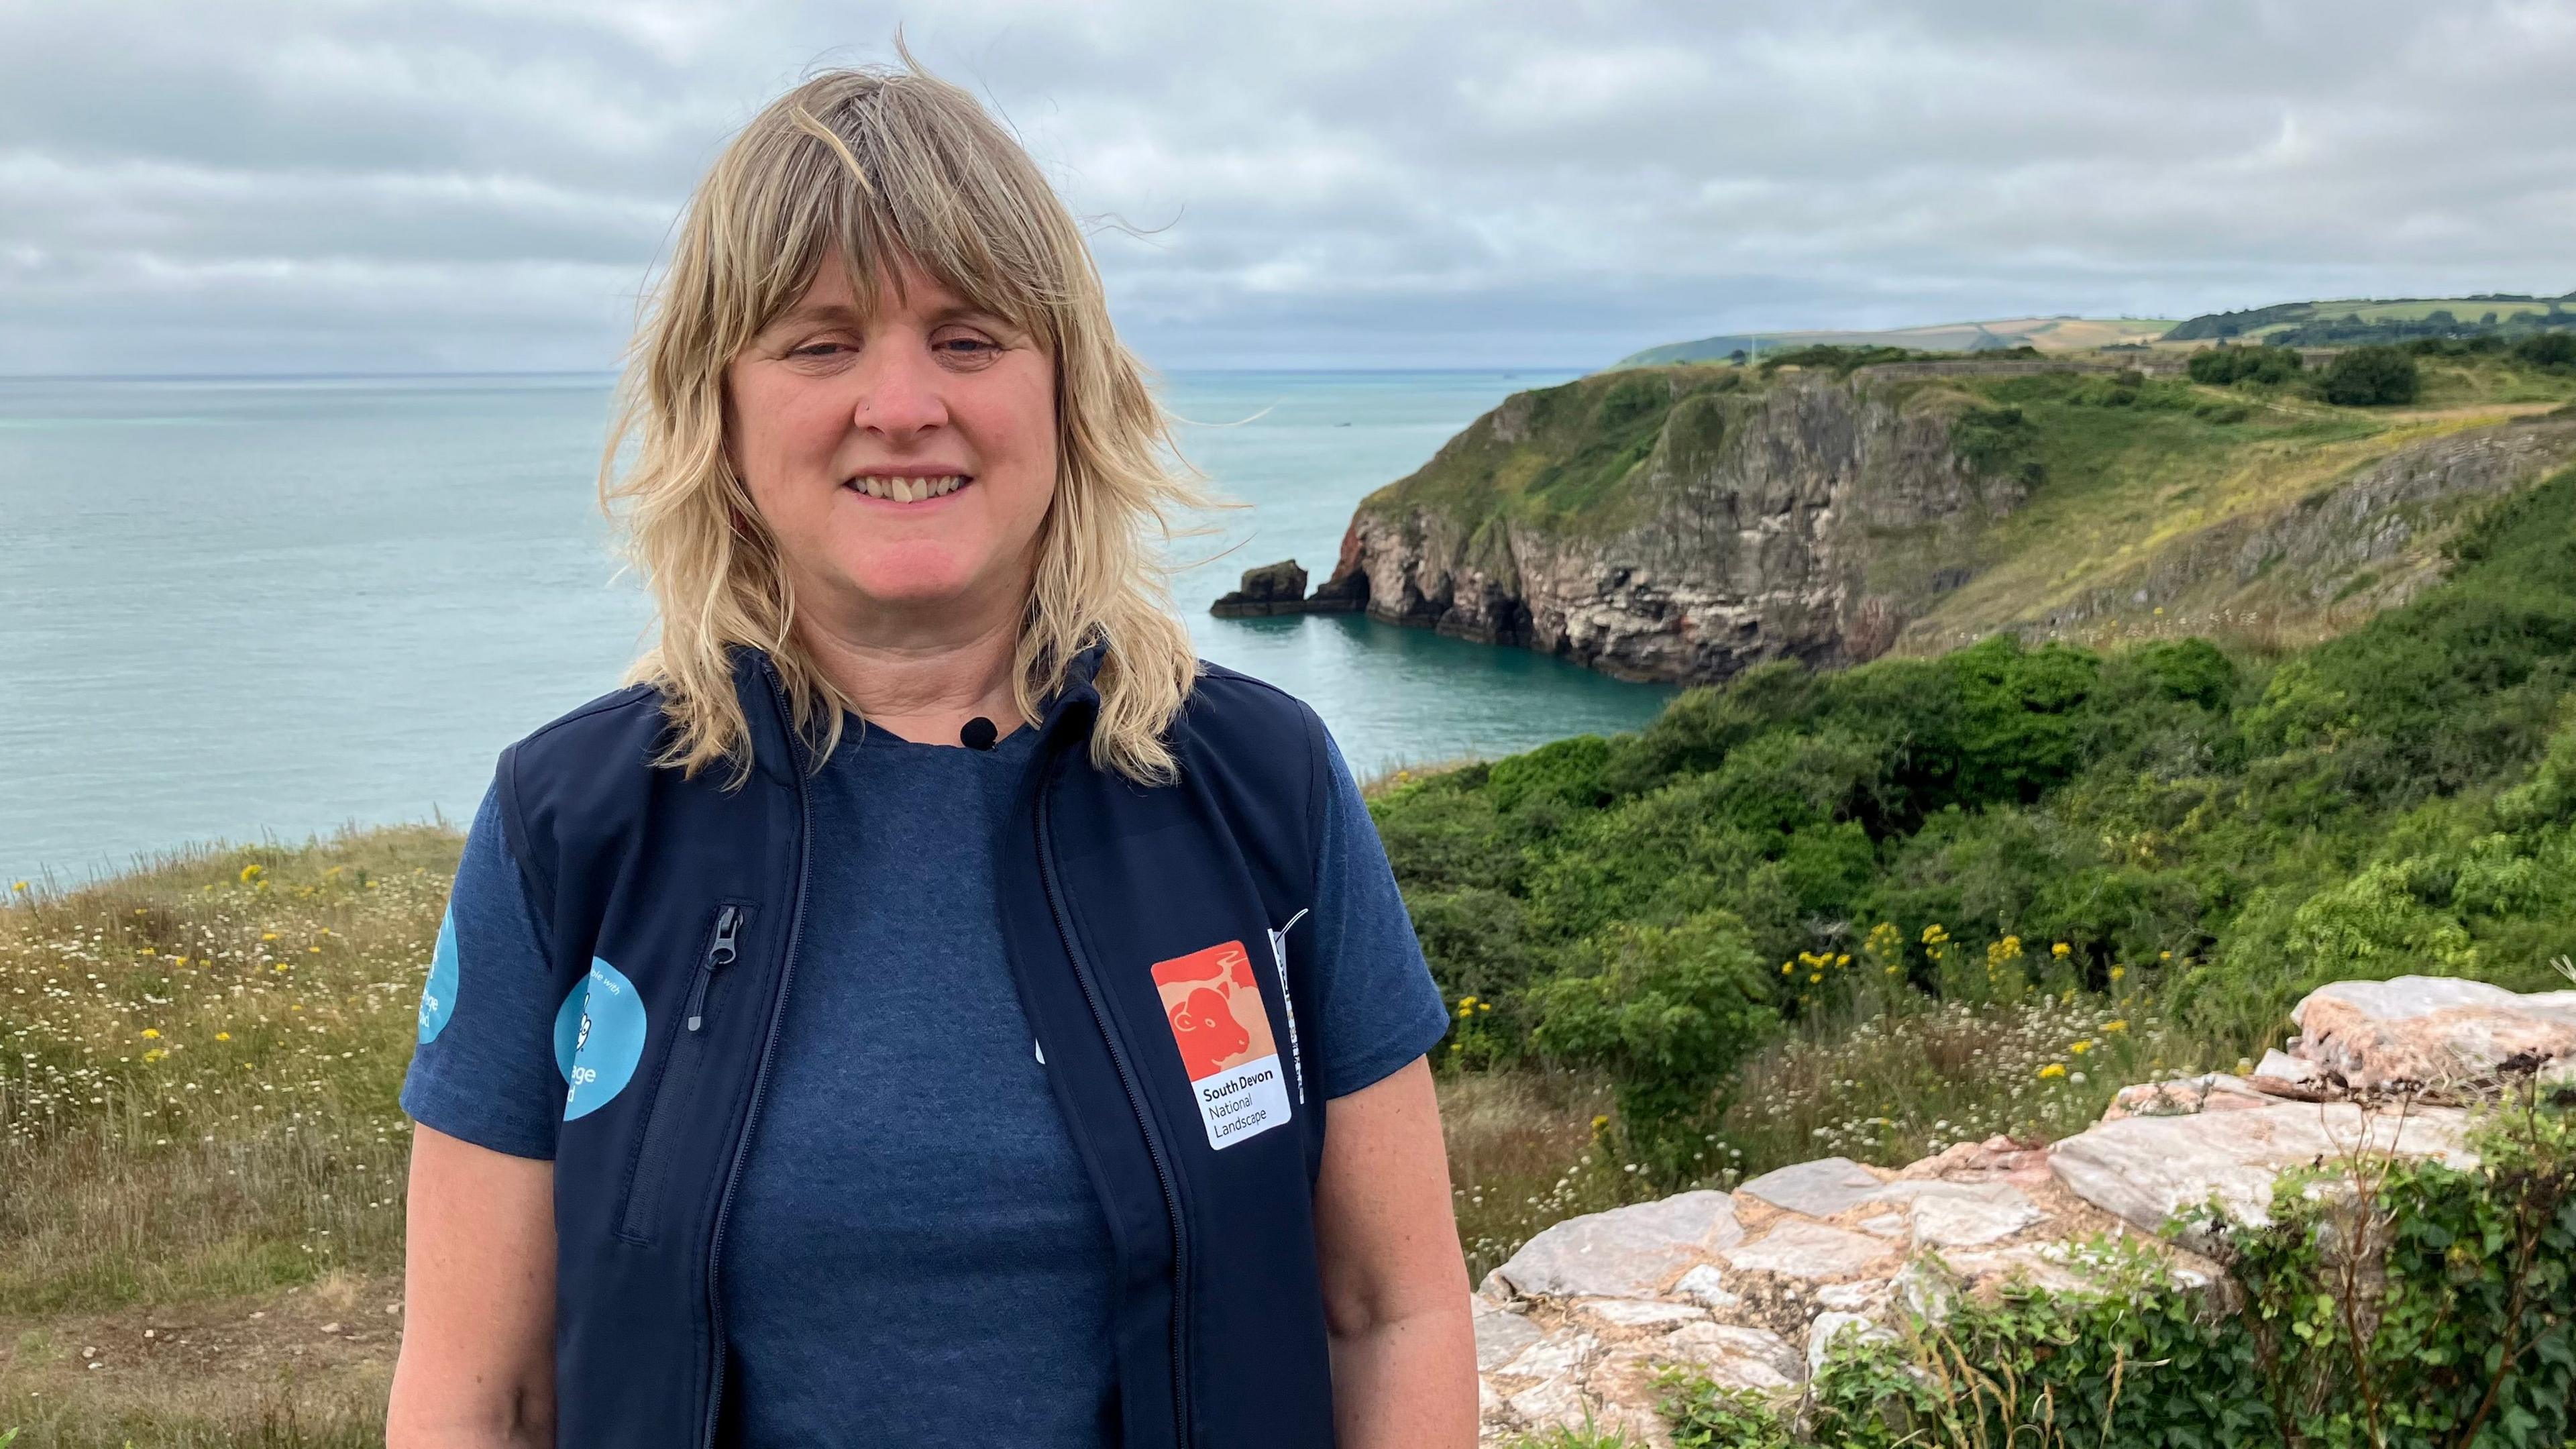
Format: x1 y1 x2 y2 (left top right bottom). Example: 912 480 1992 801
386 1122 558 1449
1313 1055 1479 1449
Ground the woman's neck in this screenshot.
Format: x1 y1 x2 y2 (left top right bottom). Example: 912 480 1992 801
793 597 1030 747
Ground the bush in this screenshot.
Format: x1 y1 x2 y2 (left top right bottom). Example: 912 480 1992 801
2187 344 2304 388
1780 1094 2576 1449
2320 344 2422 406
2514 329 2576 370
1525 911 1776 1178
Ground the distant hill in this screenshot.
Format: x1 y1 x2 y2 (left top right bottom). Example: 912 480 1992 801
2169 292 2576 346
1615 315 2176 368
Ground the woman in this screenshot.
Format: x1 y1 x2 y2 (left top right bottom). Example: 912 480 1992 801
386 58 1477 1449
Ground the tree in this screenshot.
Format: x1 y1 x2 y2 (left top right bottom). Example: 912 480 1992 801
2320 345 2420 406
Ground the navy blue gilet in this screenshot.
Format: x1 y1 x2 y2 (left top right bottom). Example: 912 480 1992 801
490 646 1338 1449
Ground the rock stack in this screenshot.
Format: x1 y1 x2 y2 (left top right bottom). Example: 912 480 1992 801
1470 975 2575 1443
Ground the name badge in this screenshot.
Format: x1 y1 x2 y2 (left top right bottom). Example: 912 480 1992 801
1150 940 1293 1149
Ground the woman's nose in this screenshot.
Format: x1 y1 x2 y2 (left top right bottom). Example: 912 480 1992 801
850 338 950 439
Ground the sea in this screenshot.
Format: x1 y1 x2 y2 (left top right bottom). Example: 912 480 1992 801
0 370 1674 885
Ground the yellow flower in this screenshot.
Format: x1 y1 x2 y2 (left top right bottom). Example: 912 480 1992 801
309 946 322 954
1835 955 1850 968
2158 951 2171 961
2110 966 2127 981
2103 1020 2129 1034
140 1028 160 1039
239 863 264 883
2051 942 2070 958
2069 1039 2094 1055
2038 1063 2068 1079
1478 1002 1493 1013
142 1049 166 1063
1808 973 1823 984
261 932 278 941
9 880 25 893
290 1004 303 1013
1782 963 1794 975
1590 1114 1611 1132
215 1032 231 1042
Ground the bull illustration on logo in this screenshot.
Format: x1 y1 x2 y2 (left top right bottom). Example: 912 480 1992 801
1149 940 1279 1084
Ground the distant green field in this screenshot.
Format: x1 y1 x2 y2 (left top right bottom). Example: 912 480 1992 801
1616 315 2177 368
2169 292 2576 345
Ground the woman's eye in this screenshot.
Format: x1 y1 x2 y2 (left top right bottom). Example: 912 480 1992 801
936 337 1000 359
790 342 849 359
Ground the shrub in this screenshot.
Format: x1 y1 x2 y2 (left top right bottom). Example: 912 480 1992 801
1783 1093 2576 1449
2187 343 2304 388
2320 344 2422 406
2513 330 2576 370
1525 911 1776 1178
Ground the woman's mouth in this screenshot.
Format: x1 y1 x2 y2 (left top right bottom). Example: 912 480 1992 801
845 473 971 504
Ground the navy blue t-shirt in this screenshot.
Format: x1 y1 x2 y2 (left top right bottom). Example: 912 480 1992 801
399 708 1450 1448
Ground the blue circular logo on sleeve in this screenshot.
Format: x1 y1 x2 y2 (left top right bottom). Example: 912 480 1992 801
418 908 460 1044
551 957 647 1122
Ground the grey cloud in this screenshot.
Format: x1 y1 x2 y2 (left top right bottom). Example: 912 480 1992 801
3 0 2573 375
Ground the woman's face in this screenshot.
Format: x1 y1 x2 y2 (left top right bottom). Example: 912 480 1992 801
725 251 1058 633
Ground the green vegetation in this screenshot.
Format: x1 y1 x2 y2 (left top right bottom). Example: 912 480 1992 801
1618 1090 2576 1449
2320 343 2422 407
1 831 452 1446
1615 315 2178 368
2186 343 2304 387
1381 466 2576 1180
1357 356 2576 665
2169 292 2576 348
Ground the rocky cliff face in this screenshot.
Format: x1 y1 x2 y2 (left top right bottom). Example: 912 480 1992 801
1313 365 2576 686
1319 370 2025 682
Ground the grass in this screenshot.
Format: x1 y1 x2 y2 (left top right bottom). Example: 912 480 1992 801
2 830 452 1447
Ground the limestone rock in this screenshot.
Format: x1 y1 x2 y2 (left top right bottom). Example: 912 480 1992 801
1806 1311 1892 1375
1576 1297 1707 1329
1882 1181 2045 1248
1485 1191 1743 1300
1661 1321 1804 1389
1497 1328 1599 1382
1736 1157 1886 1217
2049 1100 2475 1233
1672 1263 1742 1312
1722 1219 1897 1280
2291 976 2576 1091
2101 1072 2273 1121
1472 1296 1544 1372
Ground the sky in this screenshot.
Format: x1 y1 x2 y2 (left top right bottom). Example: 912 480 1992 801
3 0 2574 375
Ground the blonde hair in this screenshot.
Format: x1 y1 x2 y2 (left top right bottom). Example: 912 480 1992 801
602 53 1207 784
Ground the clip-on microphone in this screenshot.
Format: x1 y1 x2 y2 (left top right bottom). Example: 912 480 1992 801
960 716 998 751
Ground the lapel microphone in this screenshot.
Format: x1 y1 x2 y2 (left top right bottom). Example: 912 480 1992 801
960 716 998 751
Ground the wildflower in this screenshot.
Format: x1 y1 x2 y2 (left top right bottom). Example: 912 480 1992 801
2110 966 2127 982
142 1049 166 1063
140 1028 160 1039
1590 1114 1611 1132
1809 973 1823 984
2158 951 2171 961
2103 1019 2129 1033
215 1032 231 1042
2037 1063 2068 1079
9 880 25 893
239 864 264 884
2051 941 2070 958
261 932 278 942
2068 1039 2093 1055
1782 963 1794 975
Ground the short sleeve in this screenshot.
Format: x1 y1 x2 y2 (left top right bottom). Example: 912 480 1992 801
1303 721 1451 1099
399 782 568 1160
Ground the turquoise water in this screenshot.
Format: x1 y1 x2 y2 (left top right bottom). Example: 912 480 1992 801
0 370 1672 883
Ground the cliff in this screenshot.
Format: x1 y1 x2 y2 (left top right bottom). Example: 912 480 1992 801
1305 360 2576 684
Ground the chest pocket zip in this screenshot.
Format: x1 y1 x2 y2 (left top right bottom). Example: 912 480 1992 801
619 902 752 1244
1266 908 1310 1106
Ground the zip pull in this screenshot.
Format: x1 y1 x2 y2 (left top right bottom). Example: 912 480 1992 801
686 906 743 1032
